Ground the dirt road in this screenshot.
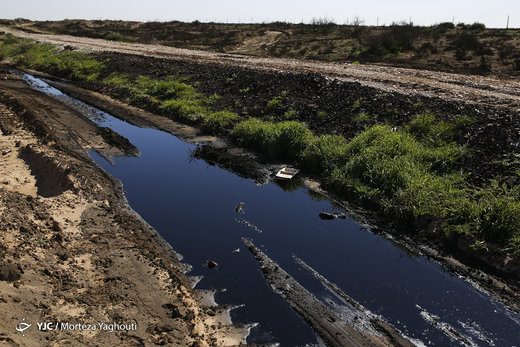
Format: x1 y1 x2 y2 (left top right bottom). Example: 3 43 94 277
2 26 520 112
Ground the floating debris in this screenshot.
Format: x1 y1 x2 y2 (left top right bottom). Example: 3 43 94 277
207 261 218 269
416 305 476 346
275 167 299 180
235 218 262 233
235 202 245 214
319 212 347 220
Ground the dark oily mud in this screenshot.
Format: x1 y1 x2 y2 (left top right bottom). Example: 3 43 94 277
0 69 139 161
96 126 140 157
242 238 414 347
192 145 274 185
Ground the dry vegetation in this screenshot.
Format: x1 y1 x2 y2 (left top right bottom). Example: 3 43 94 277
2 18 520 76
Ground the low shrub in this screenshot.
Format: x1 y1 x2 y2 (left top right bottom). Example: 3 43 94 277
159 99 206 123
201 111 239 133
476 182 520 243
301 134 350 173
231 119 312 158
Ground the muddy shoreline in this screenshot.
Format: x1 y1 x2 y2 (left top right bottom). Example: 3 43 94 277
243 238 415 347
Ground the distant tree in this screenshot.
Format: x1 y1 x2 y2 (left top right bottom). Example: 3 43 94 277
469 22 486 30
310 17 336 26
435 22 455 29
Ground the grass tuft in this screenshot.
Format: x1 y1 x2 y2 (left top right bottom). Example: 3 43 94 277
231 119 312 159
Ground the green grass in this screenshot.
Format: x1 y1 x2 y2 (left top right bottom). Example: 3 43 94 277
352 97 366 110
475 182 520 243
159 99 207 123
0 35 104 81
317 110 328 118
353 111 372 124
301 134 350 173
407 112 474 146
131 76 198 100
231 119 313 158
201 111 239 133
266 95 282 112
103 73 130 87
104 72 235 132
510 235 520 256
283 110 297 119
231 116 519 253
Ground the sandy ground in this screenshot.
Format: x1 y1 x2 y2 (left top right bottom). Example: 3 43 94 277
0 71 248 346
1 26 520 113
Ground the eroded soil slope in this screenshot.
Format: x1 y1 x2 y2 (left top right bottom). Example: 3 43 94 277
0 71 245 346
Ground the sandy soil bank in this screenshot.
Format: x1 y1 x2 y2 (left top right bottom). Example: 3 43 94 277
0 69 247 346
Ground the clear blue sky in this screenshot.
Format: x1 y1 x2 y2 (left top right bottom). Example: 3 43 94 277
3 0 519 28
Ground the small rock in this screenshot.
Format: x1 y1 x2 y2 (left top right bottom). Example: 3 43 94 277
319 212 335 220
206 261 218 269
0 262 22 282
52 220 62 232
235 202 245 214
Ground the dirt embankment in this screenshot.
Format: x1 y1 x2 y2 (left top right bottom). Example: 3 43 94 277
1 26 520 113
3 19 520 77
0 73 138 161
0 70 248 346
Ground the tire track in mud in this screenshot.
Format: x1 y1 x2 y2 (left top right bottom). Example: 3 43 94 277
2 26 520 112
242 238 415 347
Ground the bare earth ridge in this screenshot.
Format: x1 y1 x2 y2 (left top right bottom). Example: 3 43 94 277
2 26 520 112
